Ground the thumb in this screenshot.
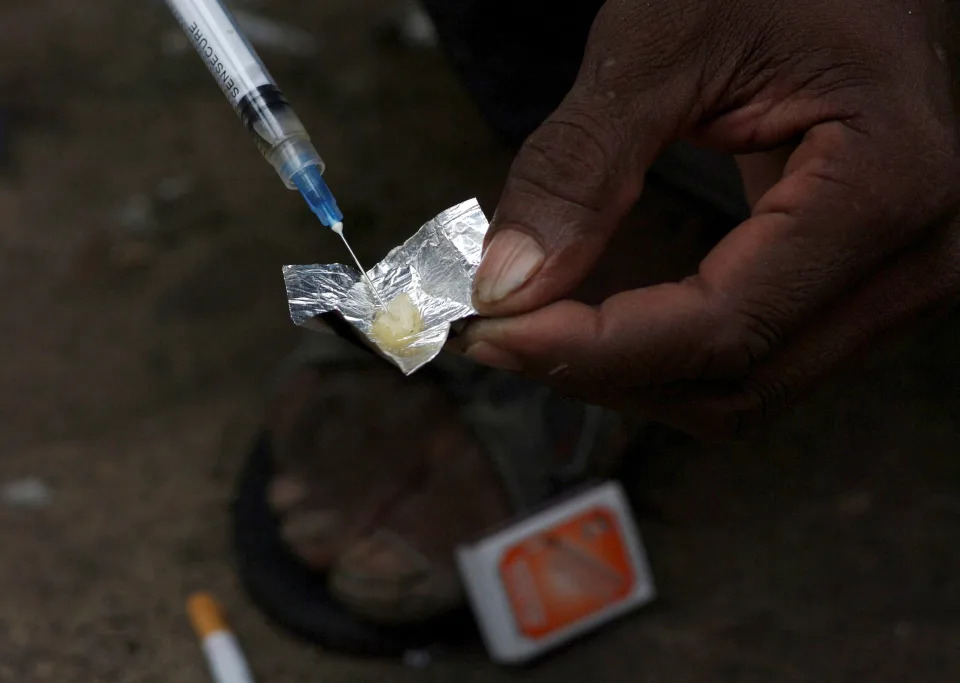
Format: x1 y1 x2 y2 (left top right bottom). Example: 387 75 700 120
472 0 705 316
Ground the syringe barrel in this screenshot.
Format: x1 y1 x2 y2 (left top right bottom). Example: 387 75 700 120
164 0 325 188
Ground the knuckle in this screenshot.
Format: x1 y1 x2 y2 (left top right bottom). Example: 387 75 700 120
513 112 619 210
686 378 788 442
739 372 794 423
737 299 788 352
701 299 781 379
789 57 881 102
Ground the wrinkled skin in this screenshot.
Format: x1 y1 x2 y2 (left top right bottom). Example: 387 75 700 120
460 0 960 439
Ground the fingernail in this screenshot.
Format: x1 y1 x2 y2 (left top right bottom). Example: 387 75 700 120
464 341 523 372
474 230 545 304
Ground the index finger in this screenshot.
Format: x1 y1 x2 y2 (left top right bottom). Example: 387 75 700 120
460 119 955 394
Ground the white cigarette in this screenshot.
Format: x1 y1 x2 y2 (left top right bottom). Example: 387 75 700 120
187 592 256 683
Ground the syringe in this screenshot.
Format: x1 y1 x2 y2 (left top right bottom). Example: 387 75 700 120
163 0 385 306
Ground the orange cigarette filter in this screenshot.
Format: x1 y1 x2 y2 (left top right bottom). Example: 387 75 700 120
187 592 230 639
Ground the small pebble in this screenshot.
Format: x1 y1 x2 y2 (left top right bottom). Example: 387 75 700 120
1 477 53 508
403 649 432 668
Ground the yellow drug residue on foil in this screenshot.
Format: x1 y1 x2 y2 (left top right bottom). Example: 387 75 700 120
370 293 424 356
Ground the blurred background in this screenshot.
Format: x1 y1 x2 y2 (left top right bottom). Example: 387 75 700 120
0 0 958 681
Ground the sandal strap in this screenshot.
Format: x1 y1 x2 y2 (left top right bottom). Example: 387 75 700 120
432 354 624 513
274 333 624 514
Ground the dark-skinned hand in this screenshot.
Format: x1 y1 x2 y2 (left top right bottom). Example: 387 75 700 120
458 0 960 438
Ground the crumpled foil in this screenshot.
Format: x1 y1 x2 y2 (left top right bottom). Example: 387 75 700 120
283 198 488 375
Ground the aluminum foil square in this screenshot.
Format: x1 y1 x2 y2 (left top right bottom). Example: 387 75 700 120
283 198 488 375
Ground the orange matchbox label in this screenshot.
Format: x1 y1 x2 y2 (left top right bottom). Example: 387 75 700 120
498 506 635 639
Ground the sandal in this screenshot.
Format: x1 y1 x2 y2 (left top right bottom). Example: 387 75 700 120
232 330 629 657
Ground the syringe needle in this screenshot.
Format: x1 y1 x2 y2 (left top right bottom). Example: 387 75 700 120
332 222 386 309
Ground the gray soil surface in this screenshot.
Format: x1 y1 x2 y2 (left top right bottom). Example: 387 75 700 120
0 1 958 681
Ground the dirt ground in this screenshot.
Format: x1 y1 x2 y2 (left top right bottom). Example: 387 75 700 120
1 1 958 681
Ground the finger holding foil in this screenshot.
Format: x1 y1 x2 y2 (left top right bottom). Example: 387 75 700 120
283 199 488 375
